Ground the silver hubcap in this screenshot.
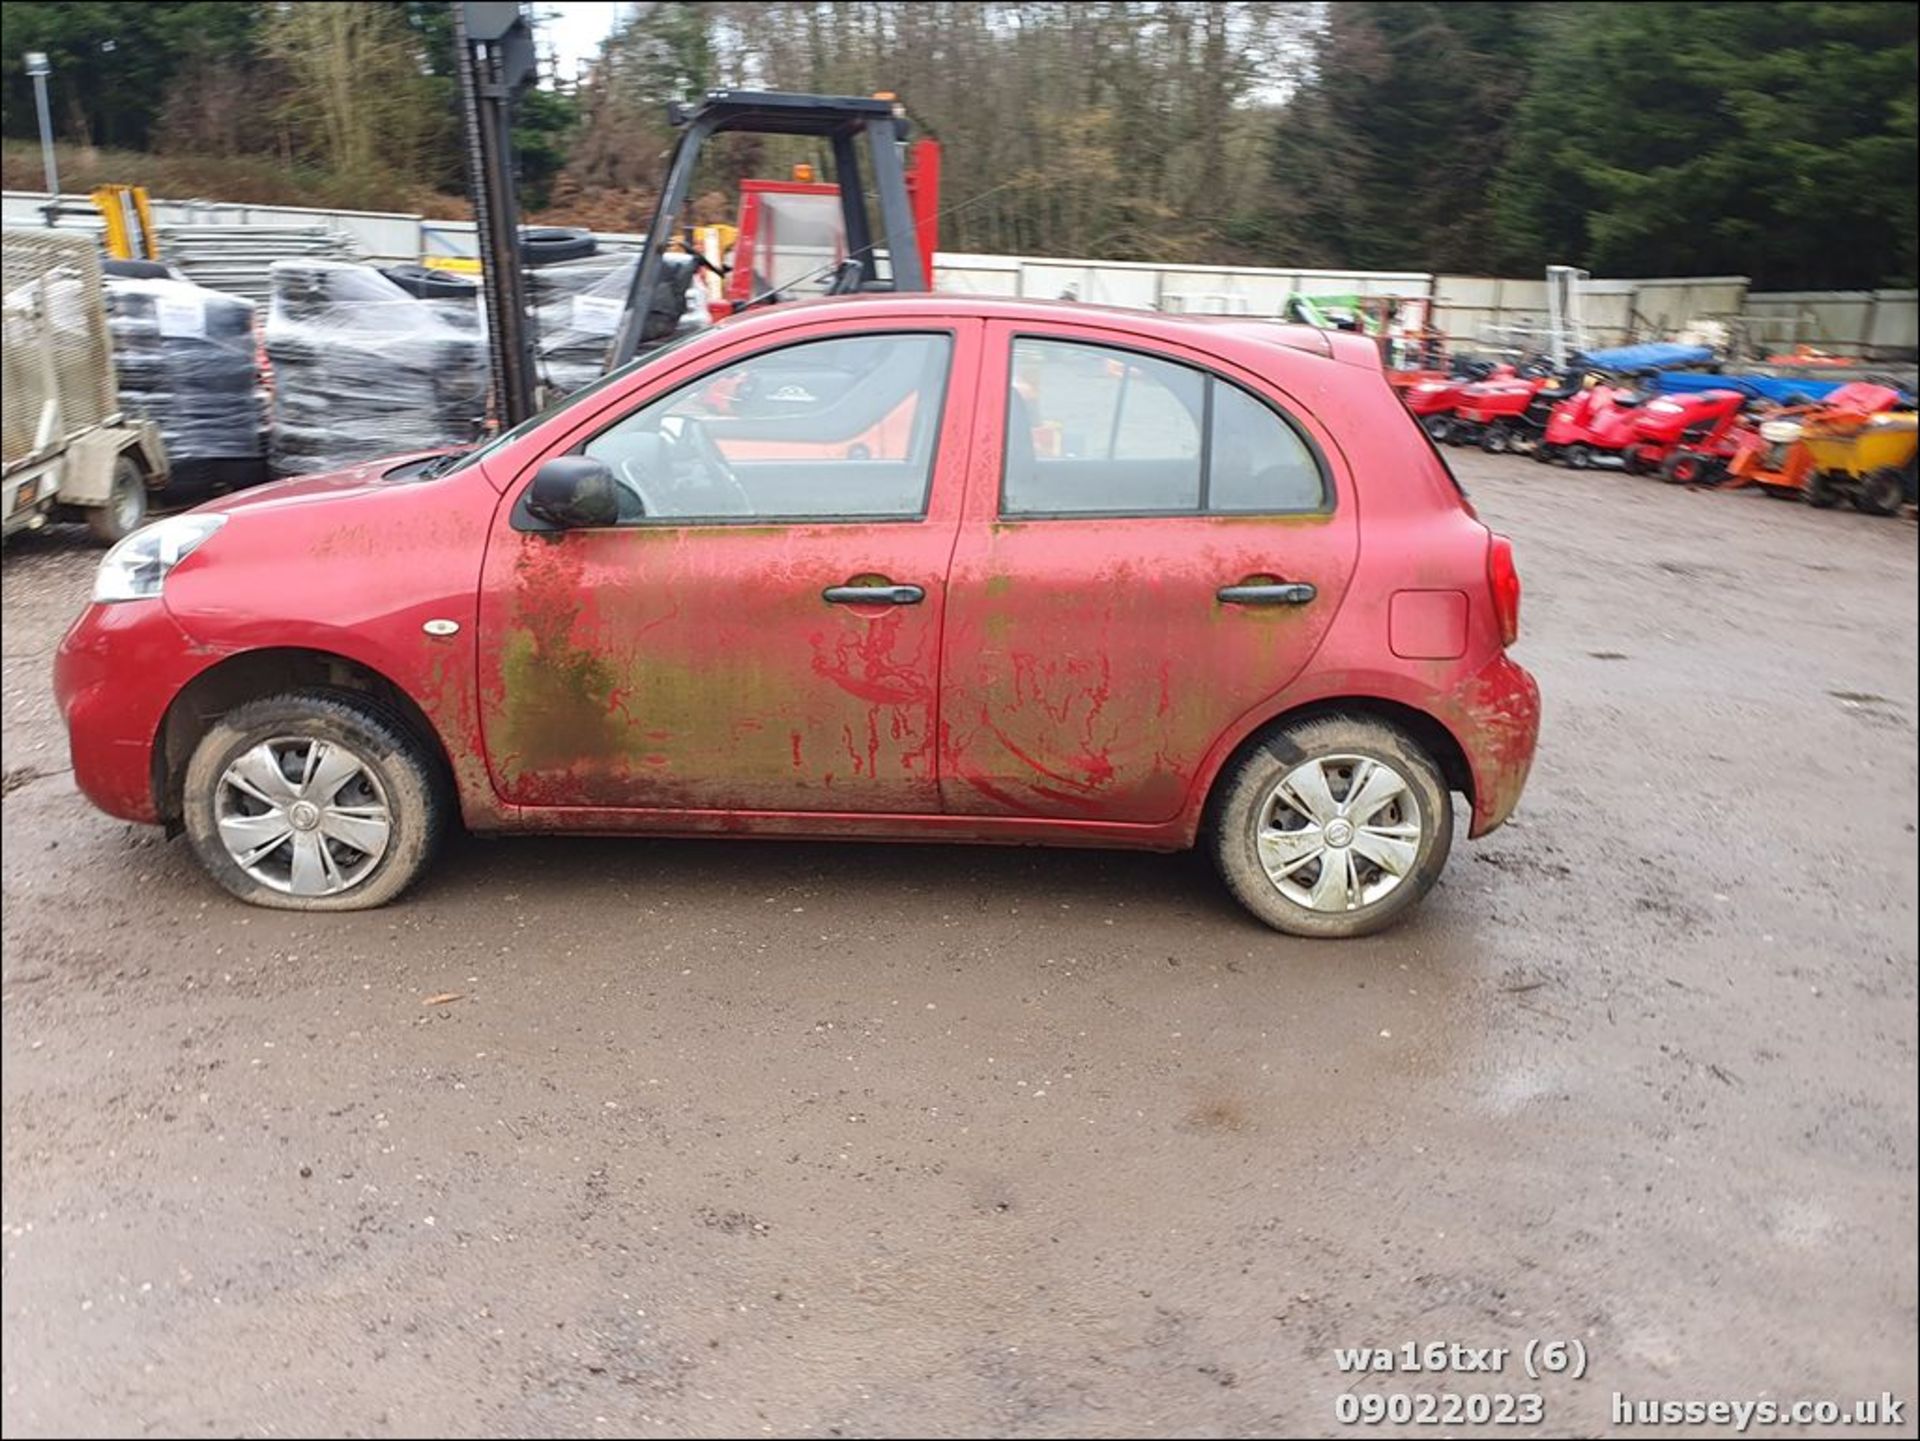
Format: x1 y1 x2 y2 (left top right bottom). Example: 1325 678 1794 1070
112 472 141 529
1255 754 1422 913
215 736 391 896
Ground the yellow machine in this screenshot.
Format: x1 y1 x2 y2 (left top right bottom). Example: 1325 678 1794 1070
90 184 158 261
1798 408 1917 514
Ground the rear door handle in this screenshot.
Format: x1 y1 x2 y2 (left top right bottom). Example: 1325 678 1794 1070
823 583 925 606
1217 582 1317 606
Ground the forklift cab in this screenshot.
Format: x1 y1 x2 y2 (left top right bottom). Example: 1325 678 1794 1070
609 90 933 370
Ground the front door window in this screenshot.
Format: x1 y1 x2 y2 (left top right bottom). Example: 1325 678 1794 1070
580 332 953 522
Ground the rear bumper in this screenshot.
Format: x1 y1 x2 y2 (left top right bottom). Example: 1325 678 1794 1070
1446 652 1540 838
54 600 202 825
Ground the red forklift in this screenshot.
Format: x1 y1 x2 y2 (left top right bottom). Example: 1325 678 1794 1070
721 132 941 315
609 90 939 369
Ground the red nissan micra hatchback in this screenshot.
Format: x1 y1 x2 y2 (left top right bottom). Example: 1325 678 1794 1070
56 296 1538 937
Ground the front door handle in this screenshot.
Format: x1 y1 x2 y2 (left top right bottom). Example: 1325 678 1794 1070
823 583 925 606
1217 581 1317 606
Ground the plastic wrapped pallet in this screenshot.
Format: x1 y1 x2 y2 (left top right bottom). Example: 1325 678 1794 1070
264 259 488 476
527 252 701 399
104 277 264 473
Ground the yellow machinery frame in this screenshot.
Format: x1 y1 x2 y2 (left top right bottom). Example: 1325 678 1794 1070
91 184 158 261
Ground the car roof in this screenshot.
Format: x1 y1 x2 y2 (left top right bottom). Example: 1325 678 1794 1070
731 293 1384 371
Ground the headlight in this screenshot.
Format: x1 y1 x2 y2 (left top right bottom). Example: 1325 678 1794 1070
93 514 226 603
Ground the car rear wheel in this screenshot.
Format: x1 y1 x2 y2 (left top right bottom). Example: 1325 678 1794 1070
182 691 448 911
1210 715 1454 939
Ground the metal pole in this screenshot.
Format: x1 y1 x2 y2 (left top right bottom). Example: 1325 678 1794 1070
25 53 60 226
454 5 537 427
866 118 925 293
608 117 712 370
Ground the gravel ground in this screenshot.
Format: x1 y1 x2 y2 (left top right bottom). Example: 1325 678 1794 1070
3 455 1915 1438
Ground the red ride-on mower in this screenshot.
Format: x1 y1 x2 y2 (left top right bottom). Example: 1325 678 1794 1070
1620 383 1770 483
1535 374 1656 468
1451 367 1579 454
1401 361 1512 442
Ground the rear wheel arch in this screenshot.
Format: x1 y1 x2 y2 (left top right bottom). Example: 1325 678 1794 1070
1197 695 1475 838
154 648 455 828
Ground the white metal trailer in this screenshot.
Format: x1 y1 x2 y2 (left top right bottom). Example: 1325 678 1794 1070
4 227 168 544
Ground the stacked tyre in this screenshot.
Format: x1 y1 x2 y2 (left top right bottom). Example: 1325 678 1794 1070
264 260 488 476
105 277 267 495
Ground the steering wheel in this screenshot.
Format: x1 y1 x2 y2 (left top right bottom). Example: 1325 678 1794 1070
676 417 754 515
611 455 663 520
825 258 866 296
662 235 730 281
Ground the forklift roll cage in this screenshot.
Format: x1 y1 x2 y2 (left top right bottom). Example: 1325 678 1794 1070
608 90 930 369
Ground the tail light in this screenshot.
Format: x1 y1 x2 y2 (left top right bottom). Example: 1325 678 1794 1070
1488 532 1521 647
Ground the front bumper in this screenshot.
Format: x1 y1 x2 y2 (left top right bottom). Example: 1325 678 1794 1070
54 600 207 825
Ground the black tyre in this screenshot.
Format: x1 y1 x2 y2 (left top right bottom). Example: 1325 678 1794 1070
1481 423 1512 455
1565 443 1593 470
182 691 449 911
1210 714 1454 939
1661 449 1711 485
378 263 480 301
1854 467 1905 517
1532 443 1558 465
1421 414 1451 443
1805 469 1844 509
521 226 596 265
102 258 175 280
87 454 149 545
1622 445 1647 475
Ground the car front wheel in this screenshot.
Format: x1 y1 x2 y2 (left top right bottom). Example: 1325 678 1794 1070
182 691 448 910
1211 715 1454 938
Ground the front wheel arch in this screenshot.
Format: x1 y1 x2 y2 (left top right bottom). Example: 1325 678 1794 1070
154 647 456 829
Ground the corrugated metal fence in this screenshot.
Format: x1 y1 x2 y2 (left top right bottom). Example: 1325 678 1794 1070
7 190 1915 359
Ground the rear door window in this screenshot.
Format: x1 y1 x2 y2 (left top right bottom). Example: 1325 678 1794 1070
1002 338 1326 516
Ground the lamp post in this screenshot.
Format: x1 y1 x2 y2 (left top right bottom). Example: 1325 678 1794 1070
25 51 60 226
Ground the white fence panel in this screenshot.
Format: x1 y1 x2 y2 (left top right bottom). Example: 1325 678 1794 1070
1743 289 1918 358
13 189 1909 355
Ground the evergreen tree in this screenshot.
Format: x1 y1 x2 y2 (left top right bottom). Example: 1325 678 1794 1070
1493 1 1918 287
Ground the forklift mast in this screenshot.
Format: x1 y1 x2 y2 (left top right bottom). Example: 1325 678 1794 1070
607 90 930 371
454 2 540 427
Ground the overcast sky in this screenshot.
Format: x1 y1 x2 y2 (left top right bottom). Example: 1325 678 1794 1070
534 1 628 83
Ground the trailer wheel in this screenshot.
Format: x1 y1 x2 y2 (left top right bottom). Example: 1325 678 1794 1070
1805 469 1845 509
87 455 149 546
1854 467 1905 517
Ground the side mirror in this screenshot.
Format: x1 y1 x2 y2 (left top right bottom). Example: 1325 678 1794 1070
525 456 618 529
